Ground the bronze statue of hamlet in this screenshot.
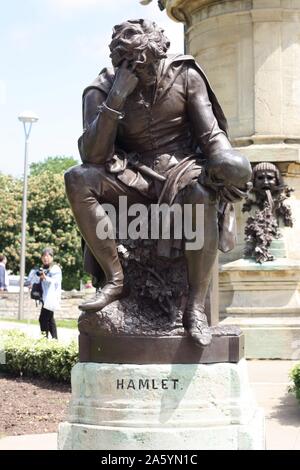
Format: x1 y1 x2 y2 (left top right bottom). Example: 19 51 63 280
65 19 251 347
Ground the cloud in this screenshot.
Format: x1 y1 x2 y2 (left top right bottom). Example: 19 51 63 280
49 0 109 9
9 28 31 47
77 32 111 62
0 80 7 105
6 24 44 51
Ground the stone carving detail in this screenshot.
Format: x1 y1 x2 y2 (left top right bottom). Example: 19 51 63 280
242 162 294 263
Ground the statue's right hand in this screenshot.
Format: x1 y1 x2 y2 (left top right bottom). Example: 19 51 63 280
110 60 139 104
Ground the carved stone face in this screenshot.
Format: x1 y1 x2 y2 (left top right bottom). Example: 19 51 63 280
254 170 278 192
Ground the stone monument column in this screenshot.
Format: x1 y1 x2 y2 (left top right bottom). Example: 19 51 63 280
164 0 300 261
158 0 300 358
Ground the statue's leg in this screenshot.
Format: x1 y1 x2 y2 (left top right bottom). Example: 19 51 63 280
182 182 218 347
64 163 148 312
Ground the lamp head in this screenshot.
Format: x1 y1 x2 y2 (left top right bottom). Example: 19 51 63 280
18 111 39 124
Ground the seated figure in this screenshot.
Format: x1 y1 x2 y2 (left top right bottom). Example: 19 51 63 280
65 19 251 347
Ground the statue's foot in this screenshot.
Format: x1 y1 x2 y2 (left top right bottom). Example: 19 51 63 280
182 307 212 347
79 282 129 313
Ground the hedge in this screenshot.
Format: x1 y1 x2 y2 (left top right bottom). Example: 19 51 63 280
0 330 78 383
289 362 300 402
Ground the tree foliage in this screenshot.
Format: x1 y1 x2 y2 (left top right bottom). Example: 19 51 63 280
29 156 78 176
0 173 23 265
0 157 84 290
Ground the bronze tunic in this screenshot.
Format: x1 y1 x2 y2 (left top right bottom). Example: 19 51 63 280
77 55 236 270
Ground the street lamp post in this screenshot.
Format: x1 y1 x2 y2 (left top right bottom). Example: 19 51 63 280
18 111 39 320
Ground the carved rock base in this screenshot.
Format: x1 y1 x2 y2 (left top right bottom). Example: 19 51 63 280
58 360 265 450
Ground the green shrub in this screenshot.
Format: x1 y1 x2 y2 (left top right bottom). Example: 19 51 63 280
0 330 78 383
289 363 300 402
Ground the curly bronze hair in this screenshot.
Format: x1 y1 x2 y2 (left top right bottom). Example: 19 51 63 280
109 19 170 67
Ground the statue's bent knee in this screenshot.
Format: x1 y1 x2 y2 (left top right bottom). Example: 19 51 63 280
64 164 84 190
64 163 101 197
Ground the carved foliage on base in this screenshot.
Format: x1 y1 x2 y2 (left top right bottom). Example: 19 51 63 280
79 239 188 336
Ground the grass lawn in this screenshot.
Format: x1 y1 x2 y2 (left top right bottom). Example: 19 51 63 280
0 318 77 329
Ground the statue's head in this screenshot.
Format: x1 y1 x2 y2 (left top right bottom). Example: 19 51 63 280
109 19 170 85
252 162 282 193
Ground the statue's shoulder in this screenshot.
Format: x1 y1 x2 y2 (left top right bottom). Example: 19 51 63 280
167 53 197 64
166 54 203 71
82 67 115 98
163 54 211 85
165 54 228 135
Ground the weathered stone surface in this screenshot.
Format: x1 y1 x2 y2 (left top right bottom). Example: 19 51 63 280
219 257 300 358
221 315 300 360
58 360 265 450
166 0 300 142
58 411 264 450
220 258 300 316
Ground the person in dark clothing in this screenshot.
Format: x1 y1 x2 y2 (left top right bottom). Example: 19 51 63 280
39 307 57 339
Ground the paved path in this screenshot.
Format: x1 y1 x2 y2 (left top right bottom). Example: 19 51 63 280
0 359 299 450
0 433 57 450
248 360 300 450
0 320 78 344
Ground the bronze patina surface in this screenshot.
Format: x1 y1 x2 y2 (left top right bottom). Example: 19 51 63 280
65 19 251 350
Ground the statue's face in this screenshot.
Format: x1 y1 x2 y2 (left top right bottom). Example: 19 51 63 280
134 53 161 87
135 60 159 86
254 170 278 192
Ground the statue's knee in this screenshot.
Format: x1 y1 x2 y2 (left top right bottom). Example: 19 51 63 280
65 163 99 190
65 164 82 185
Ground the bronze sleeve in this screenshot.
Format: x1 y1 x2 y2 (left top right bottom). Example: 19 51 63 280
78 89 120 164
187 66 232 156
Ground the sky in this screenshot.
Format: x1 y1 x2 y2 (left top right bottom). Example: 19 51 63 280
0 0 184 177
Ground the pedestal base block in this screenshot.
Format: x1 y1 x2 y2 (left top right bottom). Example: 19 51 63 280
58 360 265 450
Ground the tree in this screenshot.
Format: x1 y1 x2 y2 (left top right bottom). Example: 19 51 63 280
26 171 83 290
30 156 78 176
0 157 84 290
0 173 23 268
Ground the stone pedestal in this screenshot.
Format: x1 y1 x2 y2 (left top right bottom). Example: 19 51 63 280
220 258 300 358
58 360 264 450
158 0 300 360
165 0 300 144
57 287 264 449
